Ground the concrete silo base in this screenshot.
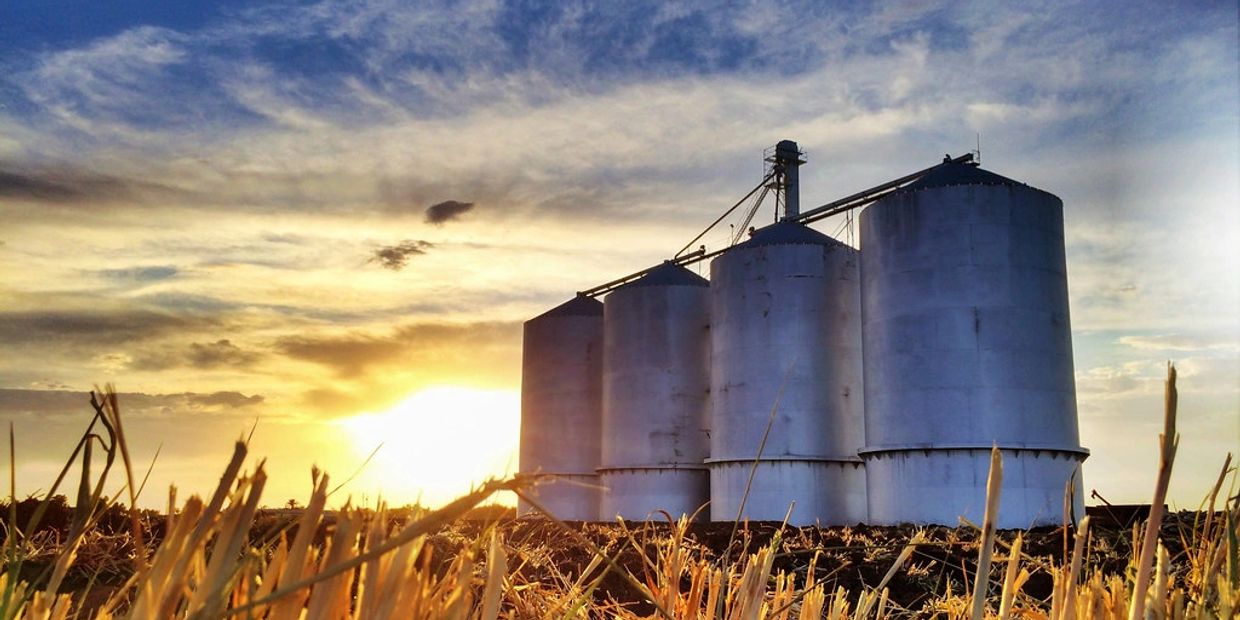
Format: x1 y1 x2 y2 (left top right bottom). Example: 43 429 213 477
516 473 600 521
707 458 867 526
861 446 1088 528
598 467 709 521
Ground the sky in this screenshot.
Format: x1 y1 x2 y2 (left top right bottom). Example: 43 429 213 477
0 1 1236 512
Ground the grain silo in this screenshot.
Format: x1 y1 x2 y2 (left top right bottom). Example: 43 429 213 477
707 222 866 525
858 158 1088 528
517 294 603 520
598 262 711 520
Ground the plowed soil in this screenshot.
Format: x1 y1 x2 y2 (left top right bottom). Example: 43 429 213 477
442 507 1198 615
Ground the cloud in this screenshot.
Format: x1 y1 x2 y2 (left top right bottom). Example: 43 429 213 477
278 333 401 378
1075 361 1161 400
129 339 263 371
0 165 187 205
185 391 264 408
424 200 475 225
96 265 180 282
276 320 520 378
0 388 264 418
1117 334 1240 353
369 240 434 270
187 339 261 368
0 309 214 346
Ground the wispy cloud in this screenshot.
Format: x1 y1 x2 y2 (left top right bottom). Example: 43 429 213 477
1117 334 1240 353
95 265 180 282
0 309 216 346
276 320 519 379
0 165 191 204
130 339 264 371
0 388 263 418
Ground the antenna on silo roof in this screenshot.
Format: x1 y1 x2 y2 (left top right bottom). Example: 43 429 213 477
972 132 982 166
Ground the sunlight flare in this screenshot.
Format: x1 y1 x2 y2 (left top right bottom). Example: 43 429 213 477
338 386 519 507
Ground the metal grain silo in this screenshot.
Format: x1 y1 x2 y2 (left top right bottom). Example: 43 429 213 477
708 222 866 525
859 159 1088 528
599 262 711 520
518 295 603 520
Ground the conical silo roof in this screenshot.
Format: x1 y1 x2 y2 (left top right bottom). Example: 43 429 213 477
902 160 1024 192
532 294 603 320
737 220 848 249
621 261 708 289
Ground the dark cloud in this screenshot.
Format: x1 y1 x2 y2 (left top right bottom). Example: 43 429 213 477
0 309 213 346
369 240 433 270
276 321 520 378
0 165 188 205
130 339 263 371
424 200 475 225
0 388 263 418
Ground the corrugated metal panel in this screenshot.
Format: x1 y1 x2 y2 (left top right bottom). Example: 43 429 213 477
859 180 1087 527
708 222 866 525
518 295 604 520
599 263 711 520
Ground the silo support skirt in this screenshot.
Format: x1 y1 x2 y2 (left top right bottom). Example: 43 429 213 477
863 448 1087 528
598 467 710 521
516 472 601 521
708 459 867 526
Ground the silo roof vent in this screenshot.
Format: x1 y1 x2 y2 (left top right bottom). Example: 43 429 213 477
739 220 848 249
903 160 1024 192
623 261 708 288
534 294 603 319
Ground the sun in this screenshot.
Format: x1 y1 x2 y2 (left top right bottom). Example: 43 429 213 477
336 386 520 508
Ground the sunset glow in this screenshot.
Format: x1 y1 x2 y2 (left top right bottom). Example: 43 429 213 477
338 387 520 507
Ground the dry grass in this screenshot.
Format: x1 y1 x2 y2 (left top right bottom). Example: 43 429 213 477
1 366 1237 618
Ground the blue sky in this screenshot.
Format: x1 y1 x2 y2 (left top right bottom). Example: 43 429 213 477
0 1 1236 509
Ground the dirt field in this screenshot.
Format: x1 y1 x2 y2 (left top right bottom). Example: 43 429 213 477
7 501 1206 617
435 506 1193 615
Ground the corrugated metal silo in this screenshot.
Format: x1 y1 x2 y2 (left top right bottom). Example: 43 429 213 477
859 159 1088 528
708 222 866 525
518 294 603 520
599 262 711 520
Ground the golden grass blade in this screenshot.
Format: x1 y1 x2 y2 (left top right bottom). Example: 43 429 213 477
187 465 268 619
1060 516 1090 620
997 534 1023 620
226 477 521 618
970 446 1004 620
1153 543 1169 619
96 386 147 576
1129 363 1179 620
478 530 507 620
303 507 358 619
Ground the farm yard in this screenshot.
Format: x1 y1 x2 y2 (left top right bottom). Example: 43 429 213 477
2 482 1235 618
